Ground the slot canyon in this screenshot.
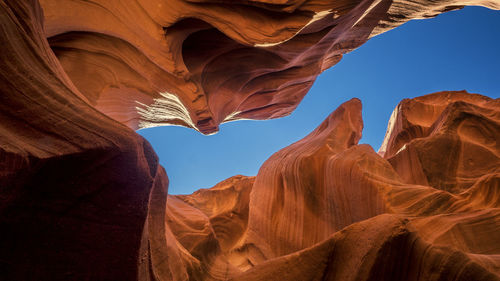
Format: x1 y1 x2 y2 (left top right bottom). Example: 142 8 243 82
0 0 499 280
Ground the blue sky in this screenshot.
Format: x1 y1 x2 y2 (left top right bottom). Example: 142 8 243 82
139 6 500 195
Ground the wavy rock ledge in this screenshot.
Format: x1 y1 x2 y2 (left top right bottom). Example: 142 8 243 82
160 92 500 281
40 0 499 134
0 0 499 280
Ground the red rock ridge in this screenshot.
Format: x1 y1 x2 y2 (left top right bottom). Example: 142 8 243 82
39 0 500 134
157 91 500 280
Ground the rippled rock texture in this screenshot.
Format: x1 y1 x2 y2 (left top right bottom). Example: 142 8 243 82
1 0 499 280
40 0 499 134
0 1 167 280
162 92 500 281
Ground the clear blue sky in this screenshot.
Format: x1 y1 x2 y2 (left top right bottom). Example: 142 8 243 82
139 6 500 195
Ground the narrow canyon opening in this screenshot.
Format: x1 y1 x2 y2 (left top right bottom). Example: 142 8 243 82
139 6 500 195
1 1 499 280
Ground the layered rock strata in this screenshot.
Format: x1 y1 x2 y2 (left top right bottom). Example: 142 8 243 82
40 0 500 134
0 0 499 280
159 91 500 280
0 1 167 279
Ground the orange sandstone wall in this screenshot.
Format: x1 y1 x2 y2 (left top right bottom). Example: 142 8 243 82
40 0 499 134
0 0 499 280
162 92 500 281
0 1 168 280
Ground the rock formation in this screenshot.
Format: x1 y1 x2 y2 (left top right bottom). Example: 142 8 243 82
0 0 499 280
160 92 500 280
0 1 167 279
39 0 499 134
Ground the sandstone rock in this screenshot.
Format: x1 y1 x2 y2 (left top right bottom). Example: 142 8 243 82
39 0 500 134
380 91 500 193
157 92 500 280
0 1 166 279
1 0 499 280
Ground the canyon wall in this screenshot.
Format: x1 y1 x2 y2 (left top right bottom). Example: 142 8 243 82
162 91 500 280
0 1 166 279
40 0 499 134
0 0 499 280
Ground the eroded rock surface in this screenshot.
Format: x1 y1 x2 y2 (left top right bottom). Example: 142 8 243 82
155 91 500 281
40 0 499 134
0 1 167 280
1 0 499 280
